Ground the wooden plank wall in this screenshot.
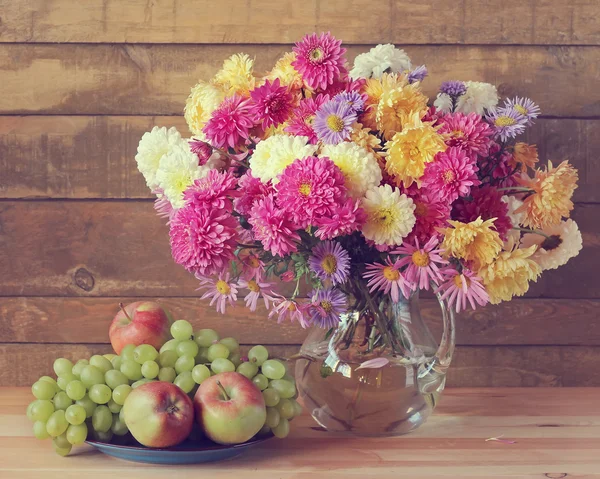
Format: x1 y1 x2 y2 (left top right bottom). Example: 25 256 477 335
1 0 599 387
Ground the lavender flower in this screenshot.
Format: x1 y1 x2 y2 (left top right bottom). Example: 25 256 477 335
408 65 428 84
314 98 357 144
333 91 365 113
308 241 351 285
440 80 467 98
308 287 348 328
486 106 528 142
503 97 540 124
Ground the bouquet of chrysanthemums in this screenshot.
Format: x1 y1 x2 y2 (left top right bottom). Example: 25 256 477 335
135 33 581 329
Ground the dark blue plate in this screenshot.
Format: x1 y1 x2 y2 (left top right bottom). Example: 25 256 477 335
86 436 272 464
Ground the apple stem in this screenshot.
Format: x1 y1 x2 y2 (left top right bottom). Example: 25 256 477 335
216 380 230 401
119 302 132 321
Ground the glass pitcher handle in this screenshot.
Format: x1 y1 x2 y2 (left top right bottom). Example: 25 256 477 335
433 291 456 370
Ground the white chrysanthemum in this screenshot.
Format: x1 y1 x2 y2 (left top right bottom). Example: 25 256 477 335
520 219 582 271
156 143 211 209
135 126 185 190
249 135 317 183
184 81 226 136
319 143 383 198
455 81 499 115
433 93 453 113
361 184 416 245
350 44 412 80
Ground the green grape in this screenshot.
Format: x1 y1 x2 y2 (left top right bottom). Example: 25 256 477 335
248 345 269 366
66 380 86 401
158 367 177 383
53 443 72 457
276 398 295 419
33 420 51 439
65 404 86 425
105 370 129 389
268 379 296 399
103 353 117 361
80 365 105 388
32 380 56 400
57 372 77 391
133 344 159 364
158 350 178 368
111 416 128 436
195 347 210 364
171 320 193 340
207 344 229 362
89 355 113 374
265 407 280 428
159 339 180 353
261 360 286 380
118 407 126 423
211 358 235 374
174 372 195 393
219 337 240 353
112 384 131 406
282 373 296 385
54 433 71 449
71 360 88 378
46 410 68 437
111 356 122 370
194 328 219 348
291 399 303 417
53 391 73 411
131 379 153 389
176 340 199 358
236 362 258 379
31 399 55 422
39 376 58 387
89 384 112 404
229 352 242 367
92 405 112 433
141 360 159 379
53 358 74 377
258 424 271 436
252 374 269 391
75 395 96 418
120 344 136 361
66 423 88 445
262 388 280 407
120 359 143 381
91 429 113 443
191 364 211 384
26 401 36 421
107 399 122 414
272 417 289 438
175 355 195 374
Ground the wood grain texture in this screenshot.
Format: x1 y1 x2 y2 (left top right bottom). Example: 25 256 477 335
2 116 599 202
1 0 599 45
2 297 600 346
1 201 597 298
1 44 599 116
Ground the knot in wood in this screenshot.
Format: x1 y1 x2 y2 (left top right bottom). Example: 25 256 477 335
74 267 95 292
545 474 568 478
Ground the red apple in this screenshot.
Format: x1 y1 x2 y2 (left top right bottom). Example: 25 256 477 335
109 301 172 354
122 381 193 448
194 372 266 445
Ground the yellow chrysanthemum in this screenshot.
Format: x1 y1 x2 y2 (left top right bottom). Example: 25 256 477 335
383 112 447 187
350 122 382 158
265 52 303 91
516 160 578 229
213 53 256 96
511 142 539 172
262 122 289 140
360 74 388 131
183 81 226 136
376 81 429 140
478 244 541 304
441 217 503 270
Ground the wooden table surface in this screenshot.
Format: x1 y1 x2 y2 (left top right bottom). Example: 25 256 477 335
2 387 599 478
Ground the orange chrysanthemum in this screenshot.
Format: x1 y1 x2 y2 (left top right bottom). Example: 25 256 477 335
516 160 578 229
350 122 382 157
441 217 503 270
511 142 539 172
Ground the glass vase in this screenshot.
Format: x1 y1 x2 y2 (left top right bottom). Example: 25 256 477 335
295 287 455 436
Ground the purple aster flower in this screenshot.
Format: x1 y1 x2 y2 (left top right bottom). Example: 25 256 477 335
440 80 467 98
503 97 540 125
313 98 357 144
333 90 365 113
308 287 348 328
408 65 428 84
308 240 351 285
486 106 528 142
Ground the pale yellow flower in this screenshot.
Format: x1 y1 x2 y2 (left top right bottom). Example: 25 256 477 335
213 53 256 96
520 219 582 271
184 81 226 136
265 52 303 91
441 217 503 270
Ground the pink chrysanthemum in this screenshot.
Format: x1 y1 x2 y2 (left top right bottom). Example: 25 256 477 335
237 277 276 312
451 185 512 240
269 296 310 328
292 32 347 90
276 156 347 229
421 106 444 126
314 197 366 240
422 147 480 202
183 169 239 211
197 272 238 315
152 188 176 223
394 237 448 290
249 193 300 257
437 112 493 158
189 139 213 166
234 171 275 216
285 94 330 144
364 258 411 303
250 78 294 129
436 267 489 313
169 204 238 276
406 192 451 244
203 94 255 150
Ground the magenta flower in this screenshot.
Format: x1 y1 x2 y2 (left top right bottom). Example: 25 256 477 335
250 78 294 129
292 32 347 90
364 258 411 303
314 197 366 240
183 169 239 211
308 241 351 285
269 297 310 328
422 147 480 202
308 287 348 329
285 94 330 144
394 237 447 290
437 112 493 158
189 139 213 166
197 272 238 315
203 94 255 150
237 277 276 312
436 267 489 313
313 98 357 144
248 193 300 257
234 171 275 216
406 192 450 244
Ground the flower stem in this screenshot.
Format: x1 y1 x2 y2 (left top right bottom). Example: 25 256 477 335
512 226 551 239
497 186 534 193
